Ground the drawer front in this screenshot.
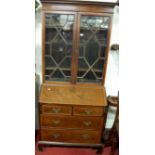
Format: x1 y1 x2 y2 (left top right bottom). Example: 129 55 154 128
41 128 101 144
40 115 103 130
73 106 104 116
41 105 72 115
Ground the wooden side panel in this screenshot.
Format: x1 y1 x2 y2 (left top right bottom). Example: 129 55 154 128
102 14 113 85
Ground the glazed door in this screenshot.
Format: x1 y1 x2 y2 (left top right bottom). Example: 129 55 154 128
43 12 112 85
76 13 111 84
43 12 77 82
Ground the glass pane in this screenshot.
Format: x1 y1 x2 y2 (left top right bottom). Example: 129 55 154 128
77 15 110 83
44 14 74 81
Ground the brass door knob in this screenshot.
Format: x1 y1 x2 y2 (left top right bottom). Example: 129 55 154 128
47 88 55 92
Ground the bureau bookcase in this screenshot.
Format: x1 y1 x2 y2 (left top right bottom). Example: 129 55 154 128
38 0 115 153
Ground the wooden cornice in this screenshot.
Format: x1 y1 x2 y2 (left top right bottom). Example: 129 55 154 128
40 0 118 7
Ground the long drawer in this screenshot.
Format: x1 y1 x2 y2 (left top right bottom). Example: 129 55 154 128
41 128 102 144
40 114 103 130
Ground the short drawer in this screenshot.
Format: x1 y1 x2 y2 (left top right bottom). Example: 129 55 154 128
41 128 102 144
40 115 103 130
73 106 104 116
40 104 72 115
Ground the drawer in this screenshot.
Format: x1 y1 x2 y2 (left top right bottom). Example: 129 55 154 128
40 115 103 130
73 106 104 116
41 128 102 144
41 104 72 115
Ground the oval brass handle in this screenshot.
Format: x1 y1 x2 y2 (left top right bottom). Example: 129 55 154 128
84 109 93 115
81 134 90 140
52 120 60 125
52 134 60 139
51 107 61 113
83 121 92 126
